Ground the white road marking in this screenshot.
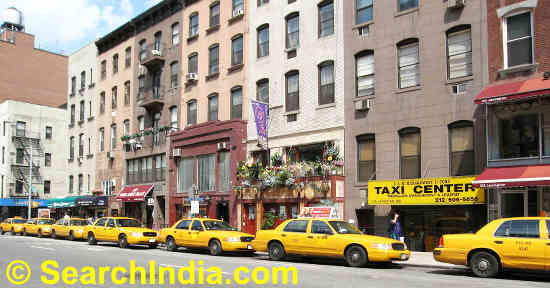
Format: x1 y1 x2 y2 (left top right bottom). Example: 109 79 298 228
160 264 187 268
30 245 55 251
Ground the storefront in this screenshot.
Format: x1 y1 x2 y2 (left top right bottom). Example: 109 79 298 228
0 199 48 220
116 184 154 227
368 176 486 252
47 196 84 219
75 196 108 219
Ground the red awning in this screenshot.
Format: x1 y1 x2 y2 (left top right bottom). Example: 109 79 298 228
116 185 154 202
474 78 550 104
472 164 550 188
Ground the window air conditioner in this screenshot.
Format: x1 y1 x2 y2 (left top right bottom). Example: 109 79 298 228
217 142 228 151
172 148 181 158
448 0 465 9
186 73 198 82
151 49 162 56
355 99 371 111
106 152 114 159
233 8 244 18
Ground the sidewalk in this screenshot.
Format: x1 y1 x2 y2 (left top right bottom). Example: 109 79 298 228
403 252 464 269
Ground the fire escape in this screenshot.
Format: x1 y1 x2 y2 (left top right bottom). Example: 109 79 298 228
11 130 43 197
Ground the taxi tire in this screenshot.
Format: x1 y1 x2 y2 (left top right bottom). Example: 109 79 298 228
209 239 222 256
51 230 57 239
166 237 177 252
22 229 27 236
268 242 286 261
11 228 15 236
0 228 4 235
88 232 97 245
37 229 42 238
68 231 75 241
345 245 368 268
119 234 129 249
471 251 500 278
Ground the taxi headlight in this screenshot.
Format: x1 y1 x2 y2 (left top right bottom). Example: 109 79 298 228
77 229 84 233
131 232 142 238
224 237 240 242
44 227 51 232
370 243 391 250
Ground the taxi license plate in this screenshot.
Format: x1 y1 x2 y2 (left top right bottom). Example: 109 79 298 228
247 244 252 250
149 239 156 243
400 254 408 260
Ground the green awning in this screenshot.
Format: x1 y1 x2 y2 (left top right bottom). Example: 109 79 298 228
47 196 84 208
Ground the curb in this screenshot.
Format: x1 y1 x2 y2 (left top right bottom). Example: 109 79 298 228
400 263 466 270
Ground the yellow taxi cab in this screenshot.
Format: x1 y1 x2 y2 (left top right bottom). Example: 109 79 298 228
86 217 158 249
252 218 410 267
51 218 89 240
159 218 255 256
23 218 55 237
0 217 27 235
434 217 550 278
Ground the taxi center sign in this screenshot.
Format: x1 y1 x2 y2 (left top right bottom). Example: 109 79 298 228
368 176 485 205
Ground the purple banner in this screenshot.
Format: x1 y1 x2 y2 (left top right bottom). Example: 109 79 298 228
251 100 268 142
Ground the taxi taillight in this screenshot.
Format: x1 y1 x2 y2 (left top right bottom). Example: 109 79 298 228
438 237 444 248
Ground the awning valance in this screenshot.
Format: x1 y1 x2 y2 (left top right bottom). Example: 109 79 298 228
47 196 83 208
75 196 108 207
0 199 48 208
472 164 550 188
474 78 550 104
116 185 153 202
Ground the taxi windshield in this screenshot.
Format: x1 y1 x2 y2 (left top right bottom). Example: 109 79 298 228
203 221 236 231
37 219 55 225
13 219 27 224
71 220 88 226
116 219 141 228
329 221 361 234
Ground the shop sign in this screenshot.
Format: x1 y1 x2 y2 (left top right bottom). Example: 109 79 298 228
147 198 155 206
190 201 200 214
38 209 50 218
298 207 338 218
368 176 485 205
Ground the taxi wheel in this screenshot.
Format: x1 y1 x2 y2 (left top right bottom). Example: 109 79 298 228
345 245 368 268
0 228 4 235
471 251 500 278
51 230 57 239
268 242 286 261
68 231 75 241
37 229 43 238
22 229 27 236
209 239 222 256
88 232 97 245
148 244 158 249
11 228 15 236
119 234 129 249
166 237 177 252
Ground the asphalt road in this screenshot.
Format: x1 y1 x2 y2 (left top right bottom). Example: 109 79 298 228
0 234 549 288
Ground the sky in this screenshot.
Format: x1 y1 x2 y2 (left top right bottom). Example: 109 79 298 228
1 0 163 55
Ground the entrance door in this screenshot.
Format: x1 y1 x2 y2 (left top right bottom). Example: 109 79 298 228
242 204 256 235
500 191 527 218
216 201 229 222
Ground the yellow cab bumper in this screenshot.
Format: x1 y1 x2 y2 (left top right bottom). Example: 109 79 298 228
128 236 158 245
433 248 467 266
222 241 255 252
13 225 24 233
369 249 411 262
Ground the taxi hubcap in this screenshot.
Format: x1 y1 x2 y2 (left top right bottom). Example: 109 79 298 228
477 259 489 272
351 251 361 263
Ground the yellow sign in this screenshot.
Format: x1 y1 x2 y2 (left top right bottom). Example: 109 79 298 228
368 176 485 205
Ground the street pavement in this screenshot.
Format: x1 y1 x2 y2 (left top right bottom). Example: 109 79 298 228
0 234 548 288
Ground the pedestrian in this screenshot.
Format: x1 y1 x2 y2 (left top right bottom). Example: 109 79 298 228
63 212 70 221
388 211 403 242
87 216 94 225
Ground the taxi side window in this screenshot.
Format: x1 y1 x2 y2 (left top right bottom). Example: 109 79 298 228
95 218 107 227
283 220 309 233
311 220 333 234
177 220 192 230
64 220 69 226
546 221 550 238
56 219 63 225
495 220 540 238
107 219 116 228
191 220 204 231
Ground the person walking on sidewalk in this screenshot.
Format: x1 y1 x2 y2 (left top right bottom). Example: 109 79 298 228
388 211 403 241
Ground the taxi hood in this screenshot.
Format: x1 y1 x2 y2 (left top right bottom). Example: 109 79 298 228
337 233 399 244
117 227 156 233
206 230 254 237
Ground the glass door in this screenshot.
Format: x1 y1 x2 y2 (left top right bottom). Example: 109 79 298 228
499 190 527 218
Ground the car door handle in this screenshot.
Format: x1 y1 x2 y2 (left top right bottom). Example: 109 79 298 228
281 234 286 237
494 240 503 244
307 235 314 239
547 243 550 246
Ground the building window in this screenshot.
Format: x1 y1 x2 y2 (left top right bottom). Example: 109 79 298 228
71 76 76 95
111 86 117 110
69 176 74 194
218 151 231 192
112 54 118 74
257 25 269 58
99 128 105 152
233 0 244 15
178 157 194 193
504 12 533 68
100 92 106 114
16 148 24 164
286 13 299 49
258 0 269 6
153 112 161 146
449 121 474 176
79 134 84 157
80 100 85 122
88 137 91 156
70 137 75 159
398 39 420 89
447 26 473 79
231 35 243 66
187 100 197 125
154 31 162 51
124 81 130 105
89 101 92 118
356 51 375 97
139 40 147 61
170 61 179 88
44 180 50 194
138 76 145 99
90 68 93 85
138 116 145 142
257 79 269 104
208 94 218 121
209 44 219 75
16 121 26 137
170 106 178 129
210 3 220 27
70 104 76 125
111 124 117 149
198 154 216 192
399 0 418 12
172 22 180 45
1 147 4 164
88 175 90 193
357 135 375 182
123 120 130 136
286 71 299 112
356 0 373 25
188 53 198 74
318 1 334 37
318 61 335 105
80 70 86 90
231 86 243 120
101 60 106 80
125 47 131 68
399 127 421 179
78 174 83 194
189 13 199 37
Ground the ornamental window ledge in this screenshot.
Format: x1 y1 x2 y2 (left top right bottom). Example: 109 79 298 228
497 63 538 78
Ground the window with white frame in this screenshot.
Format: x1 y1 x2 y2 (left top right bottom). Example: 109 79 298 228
111 124 117 149
208 94 219 121
356 0 373 25
257 25 269 58
178 157 194 193
198 154 216 192
398 39 420 89
356 51 375 97
319 1 334 37
170 106 178 129
504 12 533 68
447 26 473 79
286 13 299 49
172 22 180 45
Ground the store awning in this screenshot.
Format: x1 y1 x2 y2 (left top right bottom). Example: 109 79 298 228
472 164 550 188
76 196 108 207
47 196 83 208
474 77 550 104
0 199 48 208
116 185 153 202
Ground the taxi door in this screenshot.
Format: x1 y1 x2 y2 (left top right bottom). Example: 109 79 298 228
92 218 107 240
26 219 36 234
493 219 546 270
105 219 118 241
545 220 550 271
52 219 63 236
280 220 310 254
188 220 205 247
59 220 70 237
306 220 338 256
175 220 192 246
